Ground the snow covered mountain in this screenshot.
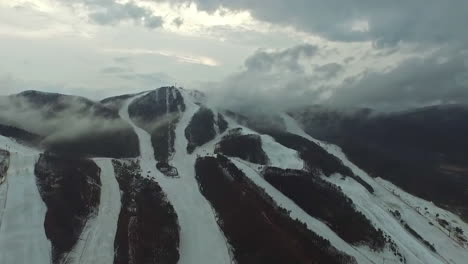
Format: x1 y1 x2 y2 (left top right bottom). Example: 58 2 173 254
0 87 467 264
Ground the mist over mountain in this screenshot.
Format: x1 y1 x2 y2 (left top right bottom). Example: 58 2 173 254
0 86 467 264
0 90 139 158
2 0 468 262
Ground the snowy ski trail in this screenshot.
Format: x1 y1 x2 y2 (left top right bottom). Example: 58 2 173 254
230 158 375 264
219 116 378 263
67 158 121 264
281 114 468 264
0 136 51 264
120 90 233 264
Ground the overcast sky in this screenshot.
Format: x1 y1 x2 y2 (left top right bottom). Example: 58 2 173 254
1 0 467 109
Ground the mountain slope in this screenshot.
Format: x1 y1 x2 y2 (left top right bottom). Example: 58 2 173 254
0 91 139 158
290 105 468 221
0 87 466 264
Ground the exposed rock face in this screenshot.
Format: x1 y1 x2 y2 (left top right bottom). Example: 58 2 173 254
128 87 185 175
195 155 357 264
0 149 10 184
34 153 101 263
112 159 180 264
215 129 269 165
262 167 386 250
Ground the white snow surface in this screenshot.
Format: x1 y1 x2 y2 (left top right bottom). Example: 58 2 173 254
260 134 304 170
1 92 465 264
219 117 304 171
230 158 374 264
281 113 468 264
66 158 121 264
0 136 51 264
120 90 233 264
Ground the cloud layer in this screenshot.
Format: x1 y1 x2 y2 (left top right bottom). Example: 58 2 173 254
69 0 163 28
164 0 468 46
1 0 467 113
205 44 468 112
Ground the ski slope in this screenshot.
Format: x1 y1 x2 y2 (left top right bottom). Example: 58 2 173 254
66 158 121 264
230 158 374 264
0 136 51 264
260 134 304 170
120 90 233 264
219 117 382 263
281 113 468 264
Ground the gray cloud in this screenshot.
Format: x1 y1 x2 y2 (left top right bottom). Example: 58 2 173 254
343 57 355 64
69 0 163 28
204 45 325 112
314 63 343 79
172 17 184 27
163 0 468 46
119 72 173 84
113 57 131 64
329 48 468 109
100 66 129 74
245 44 318 73
205 44 468 113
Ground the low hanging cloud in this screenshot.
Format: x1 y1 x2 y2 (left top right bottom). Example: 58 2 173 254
0 91 132 144
245 44 318 73
204 44 468 113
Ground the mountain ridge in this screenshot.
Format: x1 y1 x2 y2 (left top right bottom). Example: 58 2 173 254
0 87 467 264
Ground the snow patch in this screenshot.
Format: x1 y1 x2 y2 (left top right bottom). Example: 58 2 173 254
230 158 373 264
260 135 304 170
0 136 51 264
282 113 468 264
66 158 121 264
120 89 233 264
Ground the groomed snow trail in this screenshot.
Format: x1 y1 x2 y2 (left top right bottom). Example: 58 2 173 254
219 117 376 263
281 114 466 264
67 158 121 264
120 91 232 264
260 135 304 170
230 158 374 264
0 136 51 264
